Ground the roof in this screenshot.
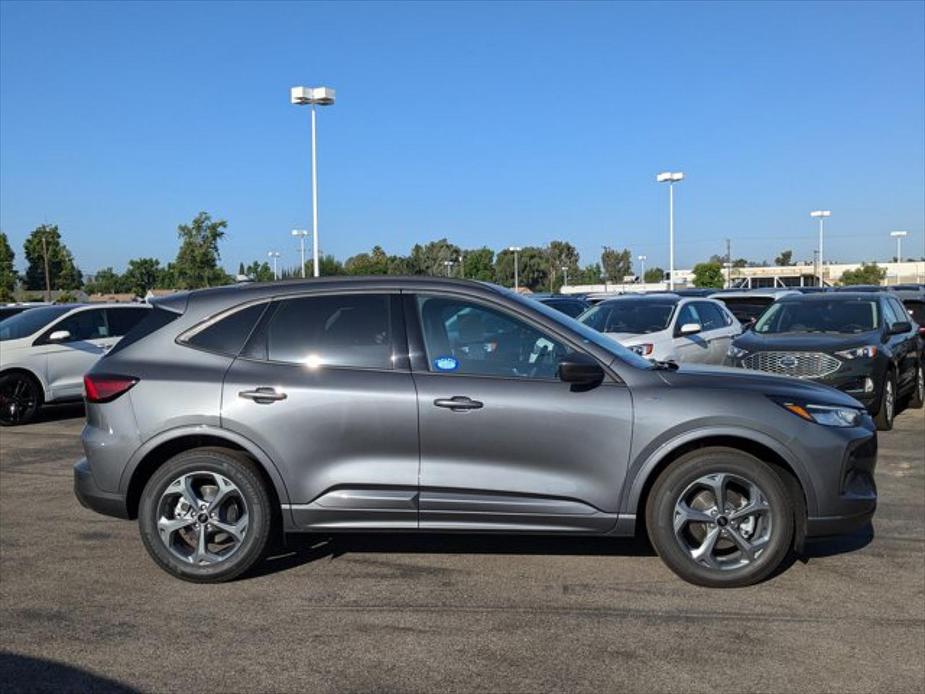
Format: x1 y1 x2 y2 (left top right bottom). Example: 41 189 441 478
712 289 798 299
777 291 885 302
596 293 682 305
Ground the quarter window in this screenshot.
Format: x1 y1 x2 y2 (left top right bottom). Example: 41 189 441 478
416 295 572 380
106 308 151 337
265 294 393 369
186 303 267 356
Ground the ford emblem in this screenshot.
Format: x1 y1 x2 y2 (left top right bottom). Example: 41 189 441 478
779 356 798 368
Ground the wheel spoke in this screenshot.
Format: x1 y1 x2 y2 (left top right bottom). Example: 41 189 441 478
192 524 212 564
726 527 768 561
674 500 714 532
157 515 194 540
729 496 770 521
706 473 728 512
211 517 247 542
206 475 237 512
690 526 721 568
180 475 204 510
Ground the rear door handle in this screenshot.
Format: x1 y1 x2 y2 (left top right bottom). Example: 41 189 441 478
239 387 287 404
434 396 483 412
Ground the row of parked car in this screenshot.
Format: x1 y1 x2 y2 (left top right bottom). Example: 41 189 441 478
533 284 925 431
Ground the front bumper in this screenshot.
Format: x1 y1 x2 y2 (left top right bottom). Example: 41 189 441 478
74 458 129 519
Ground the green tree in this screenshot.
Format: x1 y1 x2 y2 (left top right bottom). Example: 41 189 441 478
0 232 16 301
774 250 794 266
840 263 886 286
237 262 246 276
692 261 725 288
494 246 548 291
345 245 390 275
123 258 164 296
461 247 495 282
173 212 230 289
643 266 665 283
408 239 461 276
600 247 633 282
319 254 347 276
244 260 275 282
547 240 580 291
85 267 126 294
23 224 83 292
577 263 603 284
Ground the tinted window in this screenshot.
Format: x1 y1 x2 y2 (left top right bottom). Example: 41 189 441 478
888 298 910 325
106 308 151 337
0 306 70 341
675 303 700 329
717 297 773 324
106 307 181 357
580 301 675 334
880 299 901 325
755 300 879 334
0 307 30 321
53 309 109 341
417 295 572 380
541 299 587 318
186 303 267 356
266 294 392 368
903 300 925 325
694 302 725 331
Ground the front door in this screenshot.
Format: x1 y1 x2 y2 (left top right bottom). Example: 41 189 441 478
38 308 113 400
408 293 634 533
672 303 712 363
221 293 420 529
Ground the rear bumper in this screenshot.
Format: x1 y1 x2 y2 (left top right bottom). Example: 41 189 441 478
806 506 875 537
74 458 129 519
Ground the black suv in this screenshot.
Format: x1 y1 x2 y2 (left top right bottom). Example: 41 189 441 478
726 292 923 430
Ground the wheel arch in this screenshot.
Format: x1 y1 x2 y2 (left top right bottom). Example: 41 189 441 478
0 366 48 403
121 427 292 523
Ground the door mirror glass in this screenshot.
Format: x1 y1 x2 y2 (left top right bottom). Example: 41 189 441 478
48 329 71 342
679 322 702 336
557 353 604 385
890 321 912 335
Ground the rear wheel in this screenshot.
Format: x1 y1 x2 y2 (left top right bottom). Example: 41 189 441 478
909 362 924 410
0 372 41 426
646 447 795 588
874 372 896 431
138 448 272 583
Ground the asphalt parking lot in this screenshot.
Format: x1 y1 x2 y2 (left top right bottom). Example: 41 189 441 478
1 404 923 693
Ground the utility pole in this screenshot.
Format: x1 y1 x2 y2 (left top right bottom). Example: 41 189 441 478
41 233 51 302
725 238 732 289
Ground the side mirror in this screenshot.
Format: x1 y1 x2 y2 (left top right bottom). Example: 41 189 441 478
890 321 912 335
48 330 71 342
557 353 604 386
678 322 702 336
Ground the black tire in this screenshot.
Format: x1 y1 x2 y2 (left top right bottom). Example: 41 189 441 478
138 447 272 583
646 447 795 588
909 361 924 410
874 371 896 431
0 371 42 426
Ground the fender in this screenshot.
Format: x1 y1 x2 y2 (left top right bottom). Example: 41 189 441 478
118 424 293 523
619 425 819 517
0 365 51 402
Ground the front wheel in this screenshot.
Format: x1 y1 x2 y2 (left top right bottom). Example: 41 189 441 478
138 448 272 583
909 362 924 410
646 447 795 588
0 372 41 426
874 372 896 431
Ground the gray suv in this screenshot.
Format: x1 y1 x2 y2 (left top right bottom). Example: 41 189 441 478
74 278 877 587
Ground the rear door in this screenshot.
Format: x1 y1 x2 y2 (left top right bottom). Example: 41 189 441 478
884 296 918 392
38 308 112 399
220 292 420 530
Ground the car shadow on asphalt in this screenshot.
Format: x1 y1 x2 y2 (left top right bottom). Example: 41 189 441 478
31 402 85 424
249 532 658 579
0 651 138 693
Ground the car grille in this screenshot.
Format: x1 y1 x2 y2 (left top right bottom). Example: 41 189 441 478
741 351 842 379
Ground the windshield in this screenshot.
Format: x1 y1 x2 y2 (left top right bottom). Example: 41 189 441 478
755 300 880 334
500 288 654 369
579 301 675 334
717 297 774 323
0 306 71 341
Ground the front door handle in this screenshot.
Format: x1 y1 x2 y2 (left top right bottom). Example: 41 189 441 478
239 387 287 404
434 396 483 412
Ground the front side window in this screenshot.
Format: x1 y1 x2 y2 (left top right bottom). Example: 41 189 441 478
417 295 572 379
755 300 879 334
675 303 701 331
265 294 392 369
53 309 109 341
693 302 725 331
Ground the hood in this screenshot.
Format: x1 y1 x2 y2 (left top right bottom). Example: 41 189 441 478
659 363 864 408
733 330 881 352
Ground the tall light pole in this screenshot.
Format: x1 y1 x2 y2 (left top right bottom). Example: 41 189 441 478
443 260 454 277
291 229 310 278
637 255 647 284
291 86 336 278
890 230 908 263
810 210 831 287
561 265 569 288
508 246 522 291
268 251 280 280
656 172 685 290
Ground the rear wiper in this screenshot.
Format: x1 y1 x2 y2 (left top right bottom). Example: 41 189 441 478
651 360 679 370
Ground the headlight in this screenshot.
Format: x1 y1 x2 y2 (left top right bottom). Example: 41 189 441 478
775 400 863 427
835 345 878 359
727 344 749 359
629 343 654 356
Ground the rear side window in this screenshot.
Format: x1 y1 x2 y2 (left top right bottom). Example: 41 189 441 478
106 308 150 337
263 294 392 369
185 303 267 356
106 306 181 356
52 309 109 341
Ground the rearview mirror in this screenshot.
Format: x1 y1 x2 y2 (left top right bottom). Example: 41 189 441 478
48 330 71 342
678 322 702 336
557 353 604 386
890 321 912 335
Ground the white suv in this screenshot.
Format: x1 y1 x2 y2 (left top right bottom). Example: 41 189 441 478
0 303 150 425
578 293 741 364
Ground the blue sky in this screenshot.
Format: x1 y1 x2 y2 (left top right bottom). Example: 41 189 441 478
1 0 923 275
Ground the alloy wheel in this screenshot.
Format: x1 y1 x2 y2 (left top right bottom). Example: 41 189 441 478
0 376 38 425
156 471 249 566
884 380 894 424
917 366 924 403
672 472 772 571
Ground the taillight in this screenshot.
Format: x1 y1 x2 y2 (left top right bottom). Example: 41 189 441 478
83 374 138 403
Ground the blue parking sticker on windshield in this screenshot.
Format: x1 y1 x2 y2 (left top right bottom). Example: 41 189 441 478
434 356 459 371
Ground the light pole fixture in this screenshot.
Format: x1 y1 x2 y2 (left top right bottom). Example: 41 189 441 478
291 229 310 278
268 251 281 280
890 230 908 263
656 172 685 290
508 246 522 291
443 259 455 277
560 265 569 288
291 85 336 278
810 210 831 287
637 254 647 283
